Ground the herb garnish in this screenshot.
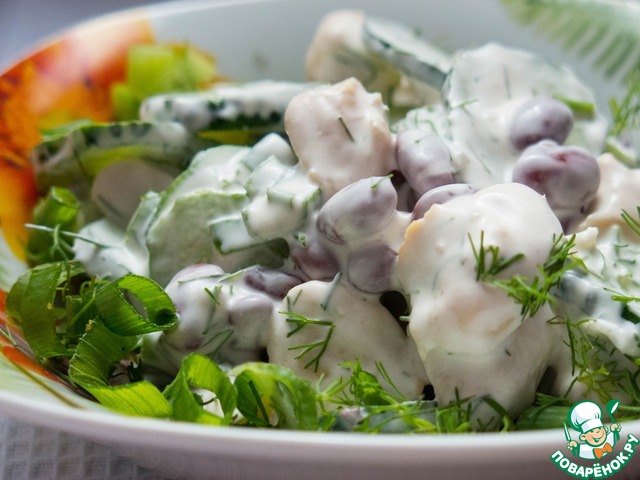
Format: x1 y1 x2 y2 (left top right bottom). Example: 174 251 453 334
500 0 640 79
550 316 635 404
284 311 335 372
317 360 514 433
471 232 580 319
469 231 524 282
610 69 640 136
622 207 640 237
337 115 355 142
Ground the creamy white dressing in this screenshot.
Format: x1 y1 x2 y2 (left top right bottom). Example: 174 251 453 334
143 264 276 375
284 77 396 198
395 183 565 418
397 183 563 354
435 43 606 187
551 154 640 358
73 191 159 279
267 278 428 399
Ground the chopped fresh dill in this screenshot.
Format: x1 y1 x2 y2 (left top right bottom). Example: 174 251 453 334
554 95 595 119
319 359 405 409
550 316 634 404
337 115 355 142
283 311 335 372
621 207 640 237
471 232 580 319
204 286 222 306
247 379 271 427
317 360 513 433
201 328 234 356
320 272 342 310
25 224 76 263
452 98 479 111
478 396 515 432
606 292 640 324
610 68 640 137
469 231 525 282
371 173 394 189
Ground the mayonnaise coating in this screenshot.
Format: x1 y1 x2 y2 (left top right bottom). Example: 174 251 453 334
284 78 396 198
553 154 640 360
268 279 428 400
396 183 563 418
143 264 277 376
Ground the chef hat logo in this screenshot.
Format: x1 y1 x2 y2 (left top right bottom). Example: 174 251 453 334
568 400 604 434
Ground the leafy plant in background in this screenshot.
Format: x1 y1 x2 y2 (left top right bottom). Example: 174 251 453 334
500 0 640 80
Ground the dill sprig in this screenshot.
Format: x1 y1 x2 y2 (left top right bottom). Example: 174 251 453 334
318 360 440 433
469 231 525 282
471 233 580 319
550 316 632 404
283 311 335 373
610 69 640 136
24 186 83 266
318 361 513 433
621 207 640 237
319 360 405 409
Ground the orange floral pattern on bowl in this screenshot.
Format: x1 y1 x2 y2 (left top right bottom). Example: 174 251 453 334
0 12 155 381
0 12 155 259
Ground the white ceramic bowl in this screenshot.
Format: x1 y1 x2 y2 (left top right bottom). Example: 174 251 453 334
0 1 637 479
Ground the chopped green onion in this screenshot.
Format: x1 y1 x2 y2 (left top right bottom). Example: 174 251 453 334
554 96 595 119
68 318 139 387
232 362 319 430
9 262 83 359
86 381 172 418
163 353 236 425
26 187 81 265
94 274 178 336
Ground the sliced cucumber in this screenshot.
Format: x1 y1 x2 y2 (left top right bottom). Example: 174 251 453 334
146 189 249 285
243 155 290 197
363 16 452 89
30 121 209 193
148 145 251 229
145 138 299 284
242 166 321 242
240 133 297 170
210 214 263 254
139 81 319 133
90 159 176 228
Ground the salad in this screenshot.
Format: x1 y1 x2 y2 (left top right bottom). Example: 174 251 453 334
2 8 640 434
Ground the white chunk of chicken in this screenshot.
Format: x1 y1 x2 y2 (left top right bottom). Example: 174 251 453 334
396 182 564 421
285 77 396 198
